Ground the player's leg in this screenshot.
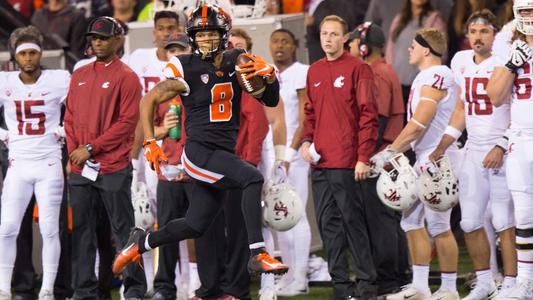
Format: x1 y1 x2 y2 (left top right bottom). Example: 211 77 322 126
489 163 517 296
310 168 355 300
459 150 496 299
34 157 64 298
0 160 36 297
389 202 432 300
277 158 311 296
152 180 190 300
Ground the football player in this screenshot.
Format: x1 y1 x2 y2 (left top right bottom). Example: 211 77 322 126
430 10 517 299
373 28 462 300
488 0 533 297
112 4 288 276
0 26 69 300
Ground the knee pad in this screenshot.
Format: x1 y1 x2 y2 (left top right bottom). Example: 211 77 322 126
0 222 20 238
400 217 425 233
427 221 451 237
460 218 483 234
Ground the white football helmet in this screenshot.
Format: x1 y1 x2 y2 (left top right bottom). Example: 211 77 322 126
132 181 156 229
514 0 533 35
416 156 459 212
262 182 302 231
376 153 418 211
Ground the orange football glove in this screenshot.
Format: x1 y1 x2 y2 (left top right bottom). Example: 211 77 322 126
237 53 275 81
143 138 168 174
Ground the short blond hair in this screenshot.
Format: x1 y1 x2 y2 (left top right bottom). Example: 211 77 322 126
319 15 348 35
416 28 447 57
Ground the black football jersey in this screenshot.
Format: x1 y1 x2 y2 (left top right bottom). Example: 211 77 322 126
165 49 245 152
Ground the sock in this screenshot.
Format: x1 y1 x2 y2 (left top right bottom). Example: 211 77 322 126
441 272 457 291
516 232 533 279
250 243 266 256
502 276 517 289
475 269 493 286
412 265 430 292
188 263 200 297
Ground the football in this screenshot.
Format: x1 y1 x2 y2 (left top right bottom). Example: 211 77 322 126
235 53 266 97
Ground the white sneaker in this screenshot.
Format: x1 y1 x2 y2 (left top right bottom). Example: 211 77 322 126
430 288 459 300
494 279 533 300
38 290 54 300
259 287 277 300
0 290 10 300
461 281 497 300
496 283 516 299
386 285 431 300
307 255 332 282
277 280 309 297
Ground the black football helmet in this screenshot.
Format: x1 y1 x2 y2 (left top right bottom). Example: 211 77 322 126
185 4 232 61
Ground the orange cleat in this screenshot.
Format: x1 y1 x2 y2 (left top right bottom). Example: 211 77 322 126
112 228 145 274
247 251 289 275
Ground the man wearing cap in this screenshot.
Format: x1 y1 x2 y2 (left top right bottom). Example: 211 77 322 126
64 16 147 300
348 22 409 296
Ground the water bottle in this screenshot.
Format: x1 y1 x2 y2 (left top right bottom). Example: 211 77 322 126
168 99 181 140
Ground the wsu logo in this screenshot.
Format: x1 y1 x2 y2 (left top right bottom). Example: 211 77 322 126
384 189 400 202
274 202 289 217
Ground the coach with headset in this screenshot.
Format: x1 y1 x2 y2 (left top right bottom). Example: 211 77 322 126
347 22 410 296
64 17 147 299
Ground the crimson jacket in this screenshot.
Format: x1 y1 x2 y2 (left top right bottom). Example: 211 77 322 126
303 51 378 168
65 57 141 175
154 98 187 181
235 93 269 166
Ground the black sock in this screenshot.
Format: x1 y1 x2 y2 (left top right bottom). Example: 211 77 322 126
241 181 265 245
148 218 202 248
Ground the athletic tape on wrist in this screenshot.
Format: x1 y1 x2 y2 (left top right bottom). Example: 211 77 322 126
444 126 462 140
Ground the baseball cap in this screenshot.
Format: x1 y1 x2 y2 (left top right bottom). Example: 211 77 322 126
349 23 386 49
165 33 189 49
86 17 125 37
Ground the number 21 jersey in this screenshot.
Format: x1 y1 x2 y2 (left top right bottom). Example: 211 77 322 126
0 70 70 160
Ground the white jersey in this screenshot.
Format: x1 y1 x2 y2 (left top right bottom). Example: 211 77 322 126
127 48 167 95
407 65 457 153
451 50 510 150
279 62 309 146
0 70 69 160
492 20 515 60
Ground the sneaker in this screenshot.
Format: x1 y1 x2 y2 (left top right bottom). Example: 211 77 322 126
461 281 497 300
386 285 431 300
277 280 309 297
112 227 146 274
496 283 516 299
430 288 459 300
0 290 10 300
308 255 331 282
38 290 54 300
259 287 277 300
248 251 288 275
494 279 533 300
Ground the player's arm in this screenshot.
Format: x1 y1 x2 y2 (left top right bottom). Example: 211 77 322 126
428 91 465 161
265 97 289 176
300 77 316 163
487 67 514 107
288 89 307 158
238 53 280 107
488 39 532 107
390 85 447 153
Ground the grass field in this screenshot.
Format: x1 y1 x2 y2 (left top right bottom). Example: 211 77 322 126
109 247 475 299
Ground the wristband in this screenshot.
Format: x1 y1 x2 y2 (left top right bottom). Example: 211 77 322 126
444 126 462 140
495 136 508 153
274 145 286 161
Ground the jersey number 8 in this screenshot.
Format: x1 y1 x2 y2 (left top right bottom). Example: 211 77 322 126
210 83 234 122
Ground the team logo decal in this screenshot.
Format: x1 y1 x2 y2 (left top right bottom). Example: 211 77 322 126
274 201 289 217
333 75 345 88
384 189 400 202
201 74 209 84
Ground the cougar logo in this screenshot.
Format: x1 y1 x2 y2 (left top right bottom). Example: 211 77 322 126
274 202 289 217
424 194 440 205
333 75 345 88
384 189 400 202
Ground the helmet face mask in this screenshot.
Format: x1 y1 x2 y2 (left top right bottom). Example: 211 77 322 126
186 4 232 61
514 0 533 35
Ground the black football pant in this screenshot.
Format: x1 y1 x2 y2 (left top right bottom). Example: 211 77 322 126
148 141 264 251
195 188 251 300
152 180 191 299
69 167 146 300
311 168 377 300
359 178 409 295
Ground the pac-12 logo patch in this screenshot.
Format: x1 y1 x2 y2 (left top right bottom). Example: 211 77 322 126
201 74 209 84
